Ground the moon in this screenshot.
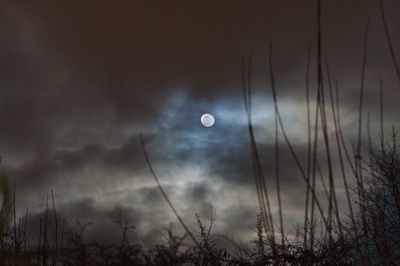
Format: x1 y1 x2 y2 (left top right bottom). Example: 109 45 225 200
200 113 215 127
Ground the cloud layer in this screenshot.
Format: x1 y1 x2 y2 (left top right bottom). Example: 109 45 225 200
1 0 400 245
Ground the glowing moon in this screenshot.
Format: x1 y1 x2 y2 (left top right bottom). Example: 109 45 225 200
200 113 215 127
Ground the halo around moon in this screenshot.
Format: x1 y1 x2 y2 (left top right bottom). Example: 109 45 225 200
200 113 215 127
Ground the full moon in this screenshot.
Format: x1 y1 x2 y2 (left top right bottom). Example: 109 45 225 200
200 113 215 127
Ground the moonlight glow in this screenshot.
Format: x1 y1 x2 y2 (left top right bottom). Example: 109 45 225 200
201 113 215 127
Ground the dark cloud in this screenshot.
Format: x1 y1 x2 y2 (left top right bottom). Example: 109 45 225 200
1 0 399 245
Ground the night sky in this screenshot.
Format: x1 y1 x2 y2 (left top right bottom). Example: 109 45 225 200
1 0 399 245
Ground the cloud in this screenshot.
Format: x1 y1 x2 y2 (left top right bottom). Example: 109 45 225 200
1 0 399 246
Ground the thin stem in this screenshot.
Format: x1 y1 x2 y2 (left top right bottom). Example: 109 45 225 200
140 134 202 250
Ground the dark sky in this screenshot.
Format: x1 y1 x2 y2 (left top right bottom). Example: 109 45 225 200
1 0 399 245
